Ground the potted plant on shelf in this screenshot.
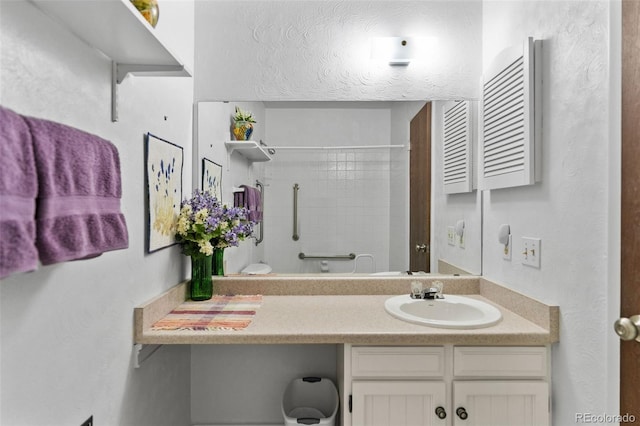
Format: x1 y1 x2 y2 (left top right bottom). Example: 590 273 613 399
232 106 256 141
175 190 255 301
130 0 160 27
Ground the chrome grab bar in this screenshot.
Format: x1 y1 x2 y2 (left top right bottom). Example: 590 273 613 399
298 252 356 260
292 183 299 241
254 180 264 246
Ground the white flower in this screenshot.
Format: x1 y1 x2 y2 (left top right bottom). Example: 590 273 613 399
198 240 214 256
176 216 190 235
181 204 192 215
195 208 209 224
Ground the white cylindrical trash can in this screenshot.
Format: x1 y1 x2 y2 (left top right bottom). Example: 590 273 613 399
281 377 339 426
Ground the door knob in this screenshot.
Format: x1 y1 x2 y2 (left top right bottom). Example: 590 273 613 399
415 243 429 253
435 406 447 419
614 315 640 342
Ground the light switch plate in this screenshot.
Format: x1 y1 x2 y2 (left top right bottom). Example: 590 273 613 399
522 237 541 268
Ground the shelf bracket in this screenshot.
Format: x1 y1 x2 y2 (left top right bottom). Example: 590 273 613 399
133 343 163 368
111 61 119 122
226 147 235 171
111 62 187 122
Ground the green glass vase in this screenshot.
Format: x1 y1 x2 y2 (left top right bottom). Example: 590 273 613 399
190 254 213 301
213 248 225 276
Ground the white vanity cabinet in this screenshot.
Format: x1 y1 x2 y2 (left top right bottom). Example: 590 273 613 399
347 346 448 426
352 381 447 426
451 346 550 426
339 345 550 426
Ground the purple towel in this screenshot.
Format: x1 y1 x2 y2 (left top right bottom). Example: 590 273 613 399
233 190 245 210
241 185 262 222
24 116 129 265
0 106 39 279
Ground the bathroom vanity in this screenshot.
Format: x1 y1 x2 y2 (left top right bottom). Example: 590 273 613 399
342 344 549 425
134 275 558 425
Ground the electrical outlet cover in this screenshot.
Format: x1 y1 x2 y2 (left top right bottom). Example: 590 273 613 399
447 226 455 246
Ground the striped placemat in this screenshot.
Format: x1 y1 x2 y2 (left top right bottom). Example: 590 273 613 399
151 295 263 331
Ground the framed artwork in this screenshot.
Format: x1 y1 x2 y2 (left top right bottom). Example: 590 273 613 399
145 133 183 253
202 158 222 200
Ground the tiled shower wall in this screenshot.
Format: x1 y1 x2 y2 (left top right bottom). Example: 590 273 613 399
263 148 392 273
261 104 398 273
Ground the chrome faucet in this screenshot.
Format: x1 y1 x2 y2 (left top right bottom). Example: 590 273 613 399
423 287 444 299
410 281 444 299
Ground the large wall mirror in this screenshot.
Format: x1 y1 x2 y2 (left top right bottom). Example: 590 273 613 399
191 0 483 276
194 101 482 276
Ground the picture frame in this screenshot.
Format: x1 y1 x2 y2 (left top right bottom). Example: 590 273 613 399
202 158 223 200
145 133 183 253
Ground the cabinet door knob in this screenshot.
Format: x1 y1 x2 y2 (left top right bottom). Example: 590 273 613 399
456 407 468 420
435 406 447 419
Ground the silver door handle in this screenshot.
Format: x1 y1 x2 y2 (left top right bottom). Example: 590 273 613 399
415 244 429 253
614 315 640 342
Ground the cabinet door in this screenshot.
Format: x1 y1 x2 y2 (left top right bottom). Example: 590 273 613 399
453 381 549 426
352 381 447 426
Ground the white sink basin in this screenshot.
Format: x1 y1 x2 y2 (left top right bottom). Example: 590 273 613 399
384 294 502 329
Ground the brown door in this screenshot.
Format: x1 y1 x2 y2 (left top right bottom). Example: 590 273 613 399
409 102 431 272
620 0 639 420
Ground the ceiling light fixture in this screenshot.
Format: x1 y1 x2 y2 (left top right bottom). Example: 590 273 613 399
370 36 436 66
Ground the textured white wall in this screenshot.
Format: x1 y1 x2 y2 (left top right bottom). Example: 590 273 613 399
606 0 621 415
481 1 618 424
431 101 483 275
194 101 266 273
194 0 482 102
0 1 194 425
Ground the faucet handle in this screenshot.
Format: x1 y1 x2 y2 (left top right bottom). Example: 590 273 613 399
410 281 423 299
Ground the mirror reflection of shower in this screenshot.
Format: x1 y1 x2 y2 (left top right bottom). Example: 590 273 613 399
262 143 404 274
195 101 483 276
254 103 426 274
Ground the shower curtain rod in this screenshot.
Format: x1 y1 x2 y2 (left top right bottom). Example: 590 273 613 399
268 144 406 150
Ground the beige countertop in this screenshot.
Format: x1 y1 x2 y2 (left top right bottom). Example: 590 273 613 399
134 276 559 346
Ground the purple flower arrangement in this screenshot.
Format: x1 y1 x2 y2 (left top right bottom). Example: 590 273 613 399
175 190 255 258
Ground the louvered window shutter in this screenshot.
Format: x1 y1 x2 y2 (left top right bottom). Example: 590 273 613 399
480 37 541 190
443 100 474 194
